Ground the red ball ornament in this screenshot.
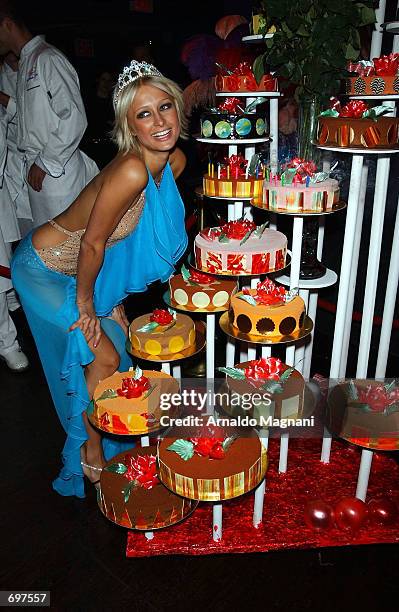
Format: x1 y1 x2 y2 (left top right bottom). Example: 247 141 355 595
368 498 398 526
304 500 335 531
334 497 368 532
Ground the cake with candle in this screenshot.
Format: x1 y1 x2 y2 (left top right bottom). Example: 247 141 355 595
200 97 268 140
194 221 287 275
169 264 237 311
157 426 267 501
260 158 340 213
215 61 277 93
129 309 196 356
98 446 197 529
327 380 399 451
228 278 306 338
218 357 305 421
89 366 179 435
345 54 399 96
203 154 264 198
317 99 399 148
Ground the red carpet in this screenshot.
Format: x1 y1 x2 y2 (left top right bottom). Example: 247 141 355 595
126 438 399 557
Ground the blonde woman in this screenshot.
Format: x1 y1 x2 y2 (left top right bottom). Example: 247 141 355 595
11 61 188 497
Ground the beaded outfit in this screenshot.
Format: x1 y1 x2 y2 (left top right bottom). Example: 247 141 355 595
11 164 187 498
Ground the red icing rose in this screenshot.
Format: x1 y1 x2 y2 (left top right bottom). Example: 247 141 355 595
252 278 286 305
220 154 247 179
357 384 399 413
285 157 317 183
150 309 173 325
189 269 214 284
217 97 242 113
117 376 150 399
190 437 226 459
339 100 368 118
124 453 159 489
221 219 256 240
373 53 399 76
244 357 285 382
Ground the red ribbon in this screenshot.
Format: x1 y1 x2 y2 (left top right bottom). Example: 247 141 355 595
373 53 399 76
220 154 247 179
124 454 159 489
117 376 150 399
150 309 174 325
284 157 318 183
339 100 368 118
347 61 375 76
244 357 285 382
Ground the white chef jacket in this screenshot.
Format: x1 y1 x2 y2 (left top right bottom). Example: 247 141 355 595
0 61 32 224
11 35 99 227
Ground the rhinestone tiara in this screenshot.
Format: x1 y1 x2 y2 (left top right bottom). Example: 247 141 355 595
113 60 163 103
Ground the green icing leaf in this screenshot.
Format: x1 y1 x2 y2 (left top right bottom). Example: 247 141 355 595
347 380 358 401
319 109 339 117
354 402 373 413
248 153 260 176
181 263 191 282
254 222 269 238
137 321 159 333
104 462 127 475
363 106 390 122
218 232 230 243
285 288 299 303
280 367 294 382
222 435 237 451
122 480 137 503
384 403 399 416
240 229 255 245
141 384 157 401
167 439 194 461
281 168 296 185
97 389 118 401
218 366 246 380
167 307 177 319
237 293 257 307
261 380 283 395
134 366 143 380
245 98 267 113
384 380 397 394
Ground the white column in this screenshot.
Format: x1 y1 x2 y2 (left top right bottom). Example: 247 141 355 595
269 97 279 174
213 503 223 541
355 449 374 501
141 436 154 540
161 362 171 375
370 0 386 59
206 314 215 414
253 432 269 527
172 364 181 379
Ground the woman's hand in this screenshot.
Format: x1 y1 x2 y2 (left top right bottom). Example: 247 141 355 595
69 302 102 348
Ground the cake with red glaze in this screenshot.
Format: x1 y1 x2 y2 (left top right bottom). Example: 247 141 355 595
219 357 305 421
129 308 196 356
215 61 277 93
228 278 306 338
158 426 267 501
98 446 196 529
194 221 287 275
169 264 237 311
89 367 179 435
327 380 399 451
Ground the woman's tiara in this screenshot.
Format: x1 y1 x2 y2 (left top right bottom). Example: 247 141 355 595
113 60 163 103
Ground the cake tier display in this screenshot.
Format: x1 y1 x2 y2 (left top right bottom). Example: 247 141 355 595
129 309 195 356
346 54 399 96
228 278 306 338
169 264 237 311
195 221 287 275
261 158 340 213
98 447 197 529
203 154 264 198
89 367 179 435
158 427 267 501
327 380 399 451
317 100 399 148
218 357 305 421
215 61 277 93
200 97 267 140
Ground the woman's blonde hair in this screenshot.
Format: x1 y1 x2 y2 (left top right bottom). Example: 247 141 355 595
111 75 188 155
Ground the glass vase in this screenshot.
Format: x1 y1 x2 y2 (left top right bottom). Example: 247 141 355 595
297 95 325 278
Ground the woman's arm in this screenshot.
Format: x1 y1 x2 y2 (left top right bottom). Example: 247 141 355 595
70 157 148 346
169 147 186 179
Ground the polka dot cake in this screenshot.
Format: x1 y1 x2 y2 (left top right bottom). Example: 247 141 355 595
169 265 237 311
129 309 196 356
228 278 306 339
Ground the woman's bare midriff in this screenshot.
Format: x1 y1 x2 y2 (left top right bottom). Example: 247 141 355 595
32 154 132 250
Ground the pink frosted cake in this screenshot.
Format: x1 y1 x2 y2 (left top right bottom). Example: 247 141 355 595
194 220 287 275
262 177 340 213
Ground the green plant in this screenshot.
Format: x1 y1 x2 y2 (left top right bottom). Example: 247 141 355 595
253 0 376 104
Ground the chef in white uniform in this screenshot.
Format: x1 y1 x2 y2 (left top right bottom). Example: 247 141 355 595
0 5 98 227
0 100 28 371
0 51 32 236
